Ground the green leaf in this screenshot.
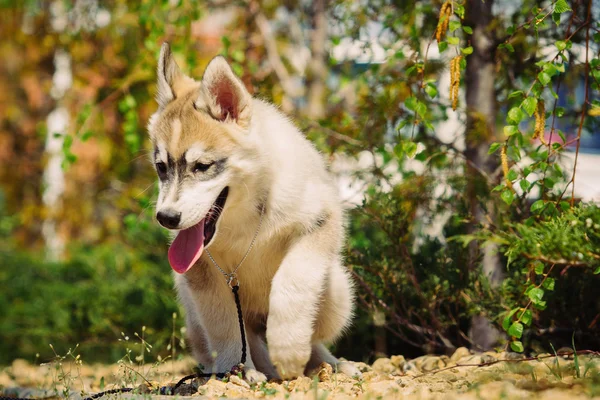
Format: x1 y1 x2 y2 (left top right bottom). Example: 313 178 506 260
448 36 460 45
449 20 462 32
461 46 473 55
415 101 427 117
501 189 515 205
508 322 524 338
534 261 545 275
80 130 93 141
534 300 547 310
556 40 567 51
543 277 555 291
403 141 418 158
438 41 448 53
507 169 518 181
488 142 502 154
462 26 473 34
393 143 404 158
511 341 524 353
508 107 525 124
499 43 515 53
553 0 572 13
508 90 524 99
522 97 538 117
519 179 531 191
425 83 438 99
504 125 519 136
521 309 533 326
594 267 600 274
528 287 544 304
502 308 519 331
538 71 551 85
405 96 417 111
531 199 546 213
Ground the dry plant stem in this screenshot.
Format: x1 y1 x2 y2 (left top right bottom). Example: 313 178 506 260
523 253 593 267
301 118 363 146
248 0 302 102
412 350 600 379
350 269 450 347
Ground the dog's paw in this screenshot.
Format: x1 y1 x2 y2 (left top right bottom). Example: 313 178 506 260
244 368 267 384
336 361 362 378
270 347 309 380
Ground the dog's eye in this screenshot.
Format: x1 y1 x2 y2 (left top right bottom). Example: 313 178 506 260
193 162 214 173
155 162 167 177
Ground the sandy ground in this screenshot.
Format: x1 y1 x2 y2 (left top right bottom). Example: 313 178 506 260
1 348 600 399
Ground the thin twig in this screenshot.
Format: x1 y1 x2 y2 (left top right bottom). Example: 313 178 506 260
412 350 600 378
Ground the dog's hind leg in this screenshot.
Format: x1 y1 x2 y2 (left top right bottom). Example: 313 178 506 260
307 262 360 378
312 261 354 343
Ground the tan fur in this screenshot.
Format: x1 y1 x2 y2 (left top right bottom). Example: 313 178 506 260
148 44 358 381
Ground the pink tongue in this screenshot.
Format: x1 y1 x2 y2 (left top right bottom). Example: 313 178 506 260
168 219 206 274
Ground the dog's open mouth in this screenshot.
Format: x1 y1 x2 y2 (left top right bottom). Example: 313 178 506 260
203 186 229 246
168 187 229 274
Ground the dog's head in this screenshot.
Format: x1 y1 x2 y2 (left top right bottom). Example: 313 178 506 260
148 43 259 274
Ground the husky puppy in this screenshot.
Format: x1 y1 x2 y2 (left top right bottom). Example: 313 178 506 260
147 43 357 381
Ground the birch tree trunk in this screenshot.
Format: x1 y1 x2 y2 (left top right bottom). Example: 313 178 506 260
41 2 72 262
305 0 328 119
464 0 504 350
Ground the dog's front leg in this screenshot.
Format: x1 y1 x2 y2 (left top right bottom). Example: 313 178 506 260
266 236 329 379
194 291 266 383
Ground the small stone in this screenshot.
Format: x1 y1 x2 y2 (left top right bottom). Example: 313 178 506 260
505 351 526 360
372 357 396 374
287 376 313 392
412 355 428 370
403 360 419 373
173 382 198 396
229 374 251 389
224 384 246 398
353 361 371 372
460 355 483 365
420 356 446 372
450 347 471 362
390 355 406 370
366 381 401 397
481 352 498 364
317 362 333 382
136 382 155 394
199 378 227 397
437 372 459 383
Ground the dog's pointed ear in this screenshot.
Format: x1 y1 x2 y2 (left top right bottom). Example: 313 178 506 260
156 43 189 107
197 56 252 128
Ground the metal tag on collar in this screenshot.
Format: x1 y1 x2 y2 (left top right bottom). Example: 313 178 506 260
227 273 239 289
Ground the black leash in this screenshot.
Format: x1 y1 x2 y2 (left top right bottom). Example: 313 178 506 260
0 284 248 400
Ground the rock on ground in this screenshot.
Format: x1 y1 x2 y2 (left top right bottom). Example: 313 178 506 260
1 349 599 399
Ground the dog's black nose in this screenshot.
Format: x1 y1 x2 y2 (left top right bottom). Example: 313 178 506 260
156 209 181 229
